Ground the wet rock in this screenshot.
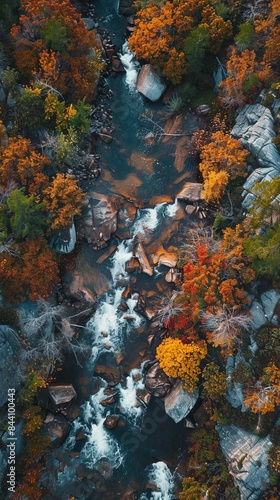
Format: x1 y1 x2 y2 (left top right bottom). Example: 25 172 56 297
94 363 121 387
48 384 77 405
154 248 177 268
104 415 120 430
216 423 272 500
112 56 126 73
147 334 155 346
163 379 199 423
43 413 71 450
125 257 141 273
121 488 137 500
76 431 86 441
136 64 167 102
96 132 113 143
100 396 116 406
144 360 173 397
133 242 153 276
82 18 96 31
177 182 205 202
136 388 151 407
185 204 197 215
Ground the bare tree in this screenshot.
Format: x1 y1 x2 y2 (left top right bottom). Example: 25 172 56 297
19 299 90 367
242 0 266 22
201 305 251 349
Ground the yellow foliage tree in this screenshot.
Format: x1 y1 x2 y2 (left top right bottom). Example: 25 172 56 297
156 337 207 392
43 173 84 229
244 363 280 415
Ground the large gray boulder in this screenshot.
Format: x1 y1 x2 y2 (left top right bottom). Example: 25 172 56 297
250 289 280 330
216 424 272 500
231 104 280 170
136 64 166 102
79 191 118 249
144 360 173 397
163 379 199 423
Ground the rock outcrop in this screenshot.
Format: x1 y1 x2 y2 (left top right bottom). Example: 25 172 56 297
136 64 166 102
216 424 272 500
163 379 199 423
250 289 280 330
231 104 280 170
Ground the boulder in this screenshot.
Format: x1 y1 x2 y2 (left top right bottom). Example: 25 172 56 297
82 18 96 30
163 379 199 423
216 423 272 500
136 64 167 102
43 413 71 450
144 360 173 397
177 182 205 202
112 56 126 73
104 415 119 430
231 104 280 170
133 242 153 276
48 384 77 405
94 363 121 387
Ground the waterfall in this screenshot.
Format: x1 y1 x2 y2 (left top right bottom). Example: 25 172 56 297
80 382 123 468
119 367 145 424
120 40 140 89
140 461 175 500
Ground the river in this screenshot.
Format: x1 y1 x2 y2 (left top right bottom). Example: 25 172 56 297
41 1 202 497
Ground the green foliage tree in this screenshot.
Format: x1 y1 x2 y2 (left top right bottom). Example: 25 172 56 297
234 23 254 50
14 85 45 132
6 188 47 240
40 18 69 53
184 26 210 76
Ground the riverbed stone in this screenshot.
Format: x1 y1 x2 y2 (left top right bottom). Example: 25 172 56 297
136 64 167 102
163 379 199 423
216 423 272 500
104 415 119 429
81 191 118 248
94 363 121 387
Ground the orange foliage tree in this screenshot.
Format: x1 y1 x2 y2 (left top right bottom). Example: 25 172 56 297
198 130 249 203
11 0 102 102
156 337 207 391
169 226 254 350
0 135 50 190
43 173 84 230
0 236 60 303
129 0 232 84
244 363 280 415
219 47 258 108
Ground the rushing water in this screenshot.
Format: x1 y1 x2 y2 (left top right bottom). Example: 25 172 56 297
41 1 201 497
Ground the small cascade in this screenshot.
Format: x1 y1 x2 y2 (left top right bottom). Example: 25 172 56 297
165 198 179 218
119 367 145 424
132 203 166 238
140 461 175 500
80 382 123 468
120 40 140 89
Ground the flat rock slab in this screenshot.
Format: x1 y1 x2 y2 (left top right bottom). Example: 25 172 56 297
177 182 205 202
216 423 272 500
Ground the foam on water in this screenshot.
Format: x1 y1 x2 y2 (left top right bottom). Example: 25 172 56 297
120 41 140 89
165 198 179 218
119 367 145 424
140 461 175 500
